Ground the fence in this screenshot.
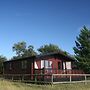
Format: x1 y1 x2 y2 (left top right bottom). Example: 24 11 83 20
52 74 90 84
3 74 52 84
2 74 90 84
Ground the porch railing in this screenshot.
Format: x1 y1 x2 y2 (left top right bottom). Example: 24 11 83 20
2 74 90 84
34 69 84 75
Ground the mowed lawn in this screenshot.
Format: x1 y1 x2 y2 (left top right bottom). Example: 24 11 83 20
0 80 90 90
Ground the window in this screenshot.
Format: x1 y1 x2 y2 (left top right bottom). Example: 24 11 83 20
66 62 71 70
63 62 66 70
21 60 27 69
41 60 44 69
41 60 52 69
48 61 51 67
45 60 48 68
34 61 38 69
48 61 52 68
58 62 61 69
63 61 71 70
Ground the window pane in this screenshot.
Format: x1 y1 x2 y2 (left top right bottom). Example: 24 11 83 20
48 61 52 68
63 62 66 70
45 60 48 68
41 60 52 69
66 62 71 69
41 60 44 69
34 61 38 69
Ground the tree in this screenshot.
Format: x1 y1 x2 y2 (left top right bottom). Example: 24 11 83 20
73 26 90 73
38 44 63 54
12 41 37 59
0 55 7 74
22 45 37 57
12 41 26 57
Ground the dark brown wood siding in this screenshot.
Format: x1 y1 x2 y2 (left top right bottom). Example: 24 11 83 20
3 58 34 74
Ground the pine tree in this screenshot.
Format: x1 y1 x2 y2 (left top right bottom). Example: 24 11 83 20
73 26 90 73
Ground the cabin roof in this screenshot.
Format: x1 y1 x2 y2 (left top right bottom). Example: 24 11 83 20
4 51 76 63
36 51 76 61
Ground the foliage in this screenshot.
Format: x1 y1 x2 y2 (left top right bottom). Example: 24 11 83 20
37 44 61 54
0 55 7 74
73 26 90 73
12 41 37 59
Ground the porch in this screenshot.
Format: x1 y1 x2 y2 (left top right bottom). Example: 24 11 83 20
34 69 84 82
3 73 90 84
34 69 84 75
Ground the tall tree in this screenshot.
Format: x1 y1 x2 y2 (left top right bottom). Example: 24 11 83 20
12 41 37 59
12 41 26 57
73 26 90 73
22 45 37 57
0 55 7 74
38 44 65 54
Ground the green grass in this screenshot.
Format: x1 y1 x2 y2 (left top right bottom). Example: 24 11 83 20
0 80 90 90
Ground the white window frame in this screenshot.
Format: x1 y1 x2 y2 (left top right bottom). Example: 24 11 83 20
41 60 52 69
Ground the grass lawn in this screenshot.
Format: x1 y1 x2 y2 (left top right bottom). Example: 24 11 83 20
0 80 90 90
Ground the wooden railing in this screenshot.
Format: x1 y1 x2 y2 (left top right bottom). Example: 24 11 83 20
34 69 84 75
2 74 90 84
52 74 90 84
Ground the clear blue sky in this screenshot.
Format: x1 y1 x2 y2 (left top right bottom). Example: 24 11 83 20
0 0 90 59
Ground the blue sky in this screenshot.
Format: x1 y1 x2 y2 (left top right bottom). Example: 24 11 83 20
0 0 90 59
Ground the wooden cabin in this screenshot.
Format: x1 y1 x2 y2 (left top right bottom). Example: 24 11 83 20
3 52 84 81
